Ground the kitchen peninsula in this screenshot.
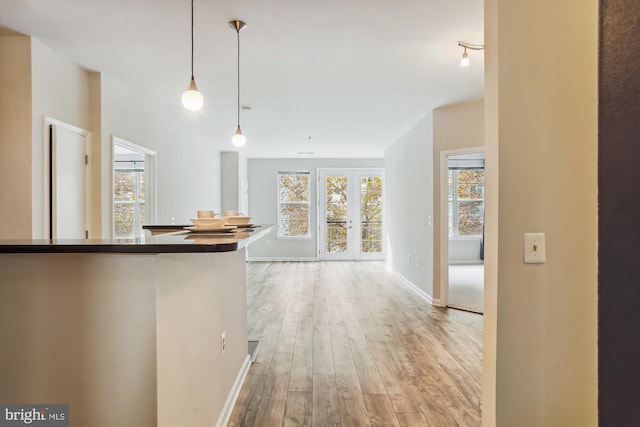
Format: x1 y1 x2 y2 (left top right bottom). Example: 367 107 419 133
0 226 272 427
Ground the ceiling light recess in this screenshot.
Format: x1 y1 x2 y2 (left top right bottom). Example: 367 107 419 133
457 41 484 67
181 0 204 111
230 20 247 147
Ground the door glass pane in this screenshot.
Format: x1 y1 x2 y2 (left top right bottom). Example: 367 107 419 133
325 176 348 254
360 176 383 253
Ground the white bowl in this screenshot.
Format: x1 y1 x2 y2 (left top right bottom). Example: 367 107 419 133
190 217 227 228
224 216 252 225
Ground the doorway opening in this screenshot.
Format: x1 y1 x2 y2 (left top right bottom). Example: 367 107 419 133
318 168 384 260
445 151 485 313
111 136 156 239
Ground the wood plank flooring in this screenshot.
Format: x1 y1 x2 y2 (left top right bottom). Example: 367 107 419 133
228 261 482 427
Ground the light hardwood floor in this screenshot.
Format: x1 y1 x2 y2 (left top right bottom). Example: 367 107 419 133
228 261 482 427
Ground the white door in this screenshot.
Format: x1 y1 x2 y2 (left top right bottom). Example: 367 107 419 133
51 124 88 239
318 169 384 260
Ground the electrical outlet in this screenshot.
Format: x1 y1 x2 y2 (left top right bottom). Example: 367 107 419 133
221 331 226 355
265 239 271 246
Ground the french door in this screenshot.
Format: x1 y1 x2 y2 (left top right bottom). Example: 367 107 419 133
318 168 384 260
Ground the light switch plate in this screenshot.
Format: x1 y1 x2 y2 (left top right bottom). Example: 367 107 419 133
524 232 546 264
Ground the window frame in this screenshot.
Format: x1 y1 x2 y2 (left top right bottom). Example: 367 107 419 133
277 170 312 239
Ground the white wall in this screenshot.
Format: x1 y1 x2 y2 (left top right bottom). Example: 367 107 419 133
221 151 249 215
384 114 435 300
449 237 482 264
247 157 383 260
483 0 598 424
99 74 222 232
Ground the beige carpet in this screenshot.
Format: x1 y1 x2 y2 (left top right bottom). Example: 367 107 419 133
448 264 484 313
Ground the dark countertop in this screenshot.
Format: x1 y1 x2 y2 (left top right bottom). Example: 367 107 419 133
0 225 273 254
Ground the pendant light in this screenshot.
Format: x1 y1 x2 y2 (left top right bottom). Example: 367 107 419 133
229 20 247 147
460 47 470 67
181 0 204 111
457 41 484 68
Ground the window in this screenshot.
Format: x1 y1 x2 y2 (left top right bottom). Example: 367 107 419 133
114 162 145 238
448 168 484 237
278 171 310 238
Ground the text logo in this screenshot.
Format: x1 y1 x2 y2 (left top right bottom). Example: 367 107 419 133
0 405 68 427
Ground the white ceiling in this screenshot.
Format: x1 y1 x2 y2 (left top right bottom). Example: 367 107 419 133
0 0 484 158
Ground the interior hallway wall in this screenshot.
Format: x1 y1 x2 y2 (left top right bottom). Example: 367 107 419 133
384 113 435 300
484 0 598 424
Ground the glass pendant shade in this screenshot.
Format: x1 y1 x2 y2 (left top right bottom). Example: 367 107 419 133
232 125 246 147
182 78 204 111
460 50 470 67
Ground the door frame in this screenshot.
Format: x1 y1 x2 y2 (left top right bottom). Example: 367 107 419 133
111 136 157 238
438 146 485 308
43 116 92 239
317 167 385 260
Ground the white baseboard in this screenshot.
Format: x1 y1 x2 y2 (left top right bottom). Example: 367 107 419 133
386 266 443 307
247 257 318 262
215 354 251 427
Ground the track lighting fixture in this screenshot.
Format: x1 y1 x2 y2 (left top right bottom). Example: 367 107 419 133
458 41 484 67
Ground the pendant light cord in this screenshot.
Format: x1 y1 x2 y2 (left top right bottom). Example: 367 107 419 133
236 26 241 127
190 0 194 80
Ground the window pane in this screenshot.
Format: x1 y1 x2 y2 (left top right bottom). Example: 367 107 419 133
279 173 309 202
458 200 484 235
279 204 309 237
140 203 145 227
457 170 484 199
360 176 382 253
325 176 348 253
114 204 135 238
114 171 135 202
139 173 146 202
327 222 347 254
